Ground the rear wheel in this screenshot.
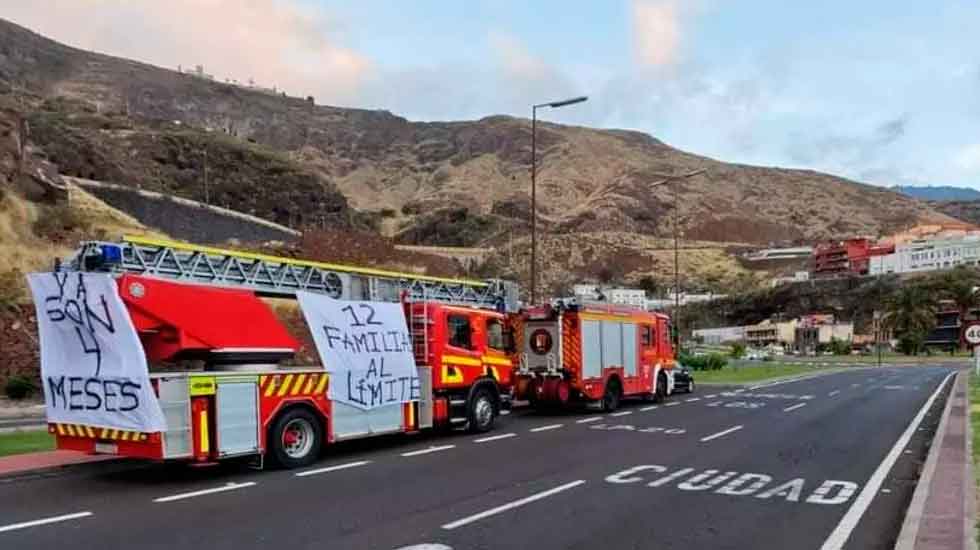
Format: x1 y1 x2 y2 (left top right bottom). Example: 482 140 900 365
602 378 622 412
654 373 668 403
467 386 496 433
268 407 323 469
687 380 695 394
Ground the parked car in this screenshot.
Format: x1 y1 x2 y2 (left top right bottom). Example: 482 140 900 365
674 365 695 393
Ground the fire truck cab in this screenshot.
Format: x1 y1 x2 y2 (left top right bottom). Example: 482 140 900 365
513 303 676 411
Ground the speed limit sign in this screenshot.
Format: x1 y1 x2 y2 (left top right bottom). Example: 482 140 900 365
965 324 980 345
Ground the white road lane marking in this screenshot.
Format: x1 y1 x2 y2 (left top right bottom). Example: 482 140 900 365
401 445 456 457
295 460 371 477
641 405 659 411
686 398 702 402
700 425 744 442
441 480 586 530
474 433 517 443
704 394 717 399
153 482 256 503
783 403 807 413
0 511 93 534
610 411 633 417
819 372 954 550
530 424 563 432
828 390 841 397
577 417 603 424
500 410 511 415
666 402 680 407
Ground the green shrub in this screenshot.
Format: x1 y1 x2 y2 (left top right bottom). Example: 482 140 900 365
705 353 728 370
4 375 36 400
679 352 727 371
829 337 852 356
730 342 746 359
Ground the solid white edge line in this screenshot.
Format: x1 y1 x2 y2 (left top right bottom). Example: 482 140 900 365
441 480 586 530
640 405 659 412
400 445 456 457
153 482 256 503
530 424 564 432
576 417 603 424
0 511 93 534
474 433 518 443
610 411 633 417
700 424 744 442
819 372 954 550
295 460 371 477
783 403 807 412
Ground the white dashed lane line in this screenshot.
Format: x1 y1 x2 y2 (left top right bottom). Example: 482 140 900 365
295 460 371 477
576 417 603 424
665 402 680 407
441 480 586 530
0 512 93 534
153 482 256 503
610 411 633 417
474 433 517 443
704 394 717 399
640 405 659 412
700 425 744 443
401 445 456 457
530 424 564 432
685 398 701 402
828 390 841 397
783 403 807 413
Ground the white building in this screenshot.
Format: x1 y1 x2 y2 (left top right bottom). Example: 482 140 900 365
693 326 746 345
870 236 980 275
744 246 813 262
570 285 646 308
770 271 811 287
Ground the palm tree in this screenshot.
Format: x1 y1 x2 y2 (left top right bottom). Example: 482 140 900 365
883 285 937 355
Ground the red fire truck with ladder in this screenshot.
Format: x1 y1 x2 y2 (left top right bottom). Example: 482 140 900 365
512 302 677 411
46 235 519 469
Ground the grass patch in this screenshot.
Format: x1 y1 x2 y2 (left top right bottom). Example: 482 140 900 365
969 370 980 542
695 363 835 385
0 429 55 457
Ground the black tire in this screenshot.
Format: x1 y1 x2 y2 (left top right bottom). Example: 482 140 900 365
602 378 622 412
654 373 668 403
267 407 323 469
467 386 496 433
687 380 695 394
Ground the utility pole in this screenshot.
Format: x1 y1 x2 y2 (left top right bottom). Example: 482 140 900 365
203 147 210 205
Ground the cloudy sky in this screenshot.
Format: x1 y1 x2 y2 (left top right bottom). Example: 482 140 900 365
5 0 980 188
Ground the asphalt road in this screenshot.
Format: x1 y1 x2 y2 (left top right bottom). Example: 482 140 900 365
0 365 956 550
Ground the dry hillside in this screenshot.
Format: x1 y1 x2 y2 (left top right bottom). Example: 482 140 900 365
0 18 959 295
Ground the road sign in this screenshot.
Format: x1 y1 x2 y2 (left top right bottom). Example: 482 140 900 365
965 323 980 345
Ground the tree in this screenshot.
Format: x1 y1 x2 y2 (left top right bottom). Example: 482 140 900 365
883 285 937 355
934 268 980 349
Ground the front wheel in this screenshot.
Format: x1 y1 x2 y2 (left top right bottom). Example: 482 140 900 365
467 387 496 433
268 408 323 469
687 380 695 394
654 374 668 403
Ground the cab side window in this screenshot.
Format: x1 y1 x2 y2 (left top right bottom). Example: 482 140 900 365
641 325 656 348
486 318 505 350
448 314 473 350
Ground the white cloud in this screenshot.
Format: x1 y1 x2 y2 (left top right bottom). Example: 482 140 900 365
4 0 372 105
631 0 681 68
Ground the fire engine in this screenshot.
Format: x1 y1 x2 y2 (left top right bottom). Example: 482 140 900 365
512 302 676 411
46 236 519 469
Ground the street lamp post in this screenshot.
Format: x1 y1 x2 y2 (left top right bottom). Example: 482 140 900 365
648 169 706 349
530 96 588 304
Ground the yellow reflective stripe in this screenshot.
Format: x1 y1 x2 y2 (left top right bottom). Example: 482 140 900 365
482 355 513 367
264 377 278 397
199 410 210 454
442 355 482 367
121 431 132 441
56 424 66 436
277 374 294 397
314 375 328 394
100 428 109 438
291 374 307 396
442 365 464 383
407 403 415 429
85 426 96 438
303 375 316 394
65 424 76 437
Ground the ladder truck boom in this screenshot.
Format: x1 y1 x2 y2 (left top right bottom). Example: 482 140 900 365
68 235 519 312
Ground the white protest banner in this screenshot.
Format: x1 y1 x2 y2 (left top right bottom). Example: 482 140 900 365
296 292 420 410
27 272 167 432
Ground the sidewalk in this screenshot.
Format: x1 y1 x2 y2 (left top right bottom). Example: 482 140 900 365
896 370 977 550
0 449 117 478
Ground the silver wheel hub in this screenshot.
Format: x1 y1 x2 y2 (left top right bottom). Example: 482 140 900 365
474 397 493 427
282 418 315 458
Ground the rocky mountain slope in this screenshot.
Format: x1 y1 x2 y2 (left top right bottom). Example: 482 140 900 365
0 18 959 294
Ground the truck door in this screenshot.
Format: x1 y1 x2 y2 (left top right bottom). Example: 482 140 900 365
640 323 657 390
441 311 482 386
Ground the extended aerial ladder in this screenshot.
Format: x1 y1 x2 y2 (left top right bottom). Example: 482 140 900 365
66 235 519 311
